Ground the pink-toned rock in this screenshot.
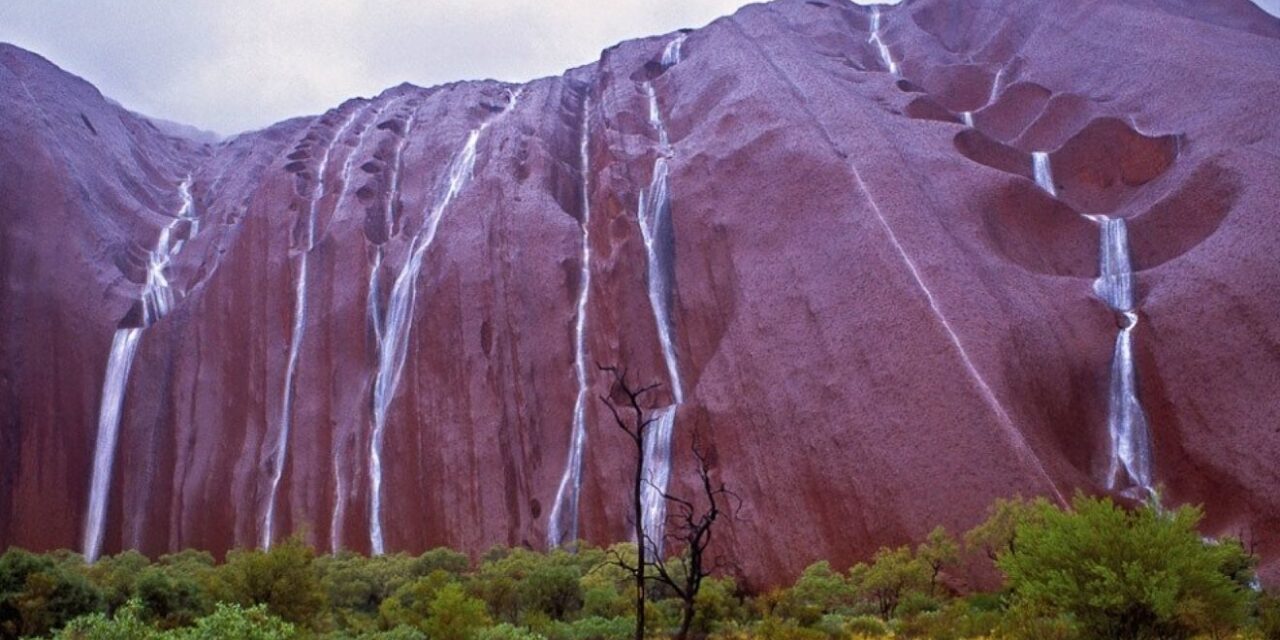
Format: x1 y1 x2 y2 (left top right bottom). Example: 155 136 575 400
2 0 1279 589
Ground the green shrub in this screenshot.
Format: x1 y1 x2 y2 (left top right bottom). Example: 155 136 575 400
810 613 847 637
422 583 491 640
360 625 429 640
852 546 929 620
774 561 851 625
1259 592 1280 639
475 622 546 640
0 548 104 639
135 565 210 628
999 494 1252 639
82 551 149 613
691 576 745 633
53 599 161 640
213 537 325 628
843 614 889 637
893 590 940 619
378 570 456 630
752 616 829 640
894 600 999 639
175 602 296 639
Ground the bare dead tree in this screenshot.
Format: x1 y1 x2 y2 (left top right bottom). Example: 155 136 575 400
647 430 741 640
597 364 660 640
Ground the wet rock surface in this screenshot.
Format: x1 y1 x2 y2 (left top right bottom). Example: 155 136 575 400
2 0 1279 588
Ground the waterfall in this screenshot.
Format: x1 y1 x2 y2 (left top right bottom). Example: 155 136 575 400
989 68 1005 105
638 70 684 556
330 100 391 554
869 7 899 75
1033 151 1056 196
83 329 142 562
369 104 417 350
261 106 367 550
368 89 522 555
1092 217 1154 499
83 176 198 562
961 111 974 127
547 95 594 549
662 34 686 67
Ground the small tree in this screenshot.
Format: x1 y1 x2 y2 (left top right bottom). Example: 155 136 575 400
916 526 959 596
963 495 1054 562
852 546 929 620
597 365 661 640
647 432 741 639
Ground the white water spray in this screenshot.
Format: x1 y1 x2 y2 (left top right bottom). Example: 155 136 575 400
261 106 367 550
869 7 900 75
961 111 975 127
638 67 685 555
547 96 594 549
84 177 198 562
1033 151 1056 196
368 89 522 555
1092 217 1154 499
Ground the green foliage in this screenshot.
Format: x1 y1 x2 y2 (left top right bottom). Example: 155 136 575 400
842 614 890 637
691 576 744 633
378 569 456 630
752 615 829 640
999 494 1253 639
472 548 584 625
135 565 210 629
54 599 161 640
2 495 1272 639
358 626 429 640
82 551 148 614
894 599 999 639
853 545 930 620
175 602 295 639
535 615 632 640
212 536 325 628
474 622 544 640
773 562 852 625
422 583 491 640
916 526 959 595
1259 592 1280 640
0 548 104 639
54 600 293 640
963 495 1055 562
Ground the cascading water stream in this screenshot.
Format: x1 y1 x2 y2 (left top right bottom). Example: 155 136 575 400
261 106 367 550
330 100 392 554
1032 151 1056 196
84 176 198 562
547 95 594 549
369 105 416 352
961 111 974 127
990 69 1005 104
368 89 522 555
636 40 685 555
869 7 899 75
1093 218 1154 500
1032 151 1154 498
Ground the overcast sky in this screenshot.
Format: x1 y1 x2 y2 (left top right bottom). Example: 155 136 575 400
1 0 1275 136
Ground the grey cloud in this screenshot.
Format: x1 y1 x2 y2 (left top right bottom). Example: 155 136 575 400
6 0 1271 135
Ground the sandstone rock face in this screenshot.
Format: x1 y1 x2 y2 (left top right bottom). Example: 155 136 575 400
2 0 1279 588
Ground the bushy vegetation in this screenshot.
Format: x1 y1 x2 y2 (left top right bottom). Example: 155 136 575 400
1 495 1271 639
